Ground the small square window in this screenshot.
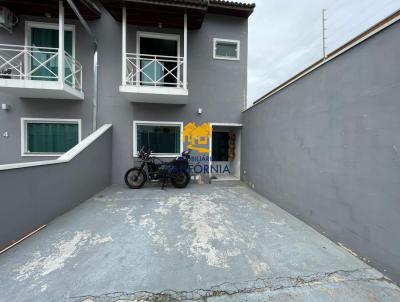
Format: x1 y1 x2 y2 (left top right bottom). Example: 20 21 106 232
213 38 240 60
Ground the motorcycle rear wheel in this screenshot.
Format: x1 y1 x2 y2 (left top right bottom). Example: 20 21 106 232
171 171 190 188
124 168 147 189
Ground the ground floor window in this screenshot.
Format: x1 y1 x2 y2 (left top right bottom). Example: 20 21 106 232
21 118 81 156
133 121 182 156
212 132 229 161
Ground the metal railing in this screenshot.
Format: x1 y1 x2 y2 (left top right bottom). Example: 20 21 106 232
0 44 83 91
64 51 83 90
125 53 185 88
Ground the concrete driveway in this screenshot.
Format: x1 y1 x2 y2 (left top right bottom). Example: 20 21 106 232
0 182 399 301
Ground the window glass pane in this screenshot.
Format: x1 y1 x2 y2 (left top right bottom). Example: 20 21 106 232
64 31 73 85
215 41 238 58
140 59 164 85
27 122 79 153
30 28 73 81
139 37 178 87
137 125 180 154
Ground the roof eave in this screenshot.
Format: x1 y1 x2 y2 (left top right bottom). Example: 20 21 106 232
208 3 255 18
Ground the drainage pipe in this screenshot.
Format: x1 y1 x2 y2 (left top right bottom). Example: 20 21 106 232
66 0 99 131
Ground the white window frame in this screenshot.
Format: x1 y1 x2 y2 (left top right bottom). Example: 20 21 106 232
25 21 76 79
136 31 180 57
213 38 240 61
21 118 82 157
133 120 183 158
136 31 181 87
25 21 76 56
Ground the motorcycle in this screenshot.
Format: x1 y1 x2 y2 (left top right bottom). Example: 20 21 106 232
124 146 191 189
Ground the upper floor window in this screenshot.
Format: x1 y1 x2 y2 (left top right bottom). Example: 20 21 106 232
135 32 181 88
213 38 240 61
26 22 75 82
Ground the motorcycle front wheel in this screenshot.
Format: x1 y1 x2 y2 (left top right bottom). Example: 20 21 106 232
124 168 147 189
171 171 190 188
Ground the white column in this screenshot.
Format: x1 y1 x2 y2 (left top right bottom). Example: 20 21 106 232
122 7 127 86
58 0 65 84
183 13 187 90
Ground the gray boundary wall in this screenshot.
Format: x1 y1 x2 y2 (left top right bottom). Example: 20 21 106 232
241 21 400 283
0 125 113 250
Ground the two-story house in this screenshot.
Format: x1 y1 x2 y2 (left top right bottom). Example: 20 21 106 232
0 0 254 183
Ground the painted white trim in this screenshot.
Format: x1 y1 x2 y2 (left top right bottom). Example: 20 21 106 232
208 125 212 178
136 32 181 55
210 123 243 127
209 123 243 178
133 120 183 158
213 38 240 61
60 124 106 161
183 13 187 90
135 31 181 87
58 0 65 84
21 117 82 157
25 21 76 55
0 124 112 171
122 7 126 86
0 79 84 99
25 21 75 33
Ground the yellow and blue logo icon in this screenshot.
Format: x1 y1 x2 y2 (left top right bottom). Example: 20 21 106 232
182 122 211 153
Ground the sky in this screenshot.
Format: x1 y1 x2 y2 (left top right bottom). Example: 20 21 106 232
245 0 400 107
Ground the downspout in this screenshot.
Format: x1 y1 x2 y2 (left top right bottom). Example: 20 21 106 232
65 0 99 131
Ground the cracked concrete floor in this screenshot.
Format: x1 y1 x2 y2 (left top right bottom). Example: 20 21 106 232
0 182 399 302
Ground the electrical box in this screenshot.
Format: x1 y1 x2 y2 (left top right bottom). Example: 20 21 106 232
1 103 10 110
0 7 14 33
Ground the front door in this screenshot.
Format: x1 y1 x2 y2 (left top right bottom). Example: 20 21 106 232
212 132 229 162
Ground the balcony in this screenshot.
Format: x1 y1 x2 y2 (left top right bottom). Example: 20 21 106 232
0 44 83 100
119 7 188 105
119 53 188 104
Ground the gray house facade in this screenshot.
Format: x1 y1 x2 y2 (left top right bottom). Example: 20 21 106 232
0 0 254 183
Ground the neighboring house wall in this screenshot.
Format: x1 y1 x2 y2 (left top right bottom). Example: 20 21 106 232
0 6 248 183
0 15 95 164
242 21 400 283
0 125 112 250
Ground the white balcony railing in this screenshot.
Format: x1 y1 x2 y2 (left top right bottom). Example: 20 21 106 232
125 53 185 88
0 44 83 92
64 52 83 91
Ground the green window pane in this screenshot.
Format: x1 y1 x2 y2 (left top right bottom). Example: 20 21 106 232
140 59 164 85
64 31 73 85
27 122 79 153
215 41 238 58
30 28 73 81
137 125 180 154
